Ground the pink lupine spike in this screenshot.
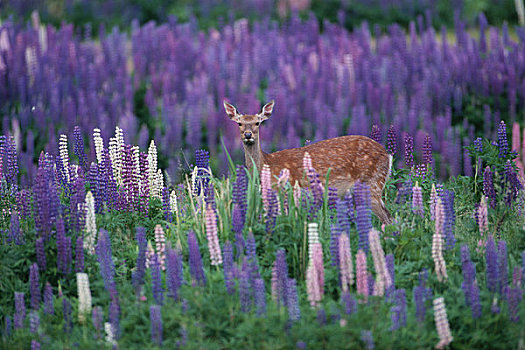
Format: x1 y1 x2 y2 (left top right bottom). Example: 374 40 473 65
205 204 222 266
356 249 368 303
339 234 354 292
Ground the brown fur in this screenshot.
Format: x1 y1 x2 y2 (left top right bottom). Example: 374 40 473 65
224 101 393 225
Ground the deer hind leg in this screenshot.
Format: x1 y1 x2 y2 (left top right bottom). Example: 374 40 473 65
371 194 393 225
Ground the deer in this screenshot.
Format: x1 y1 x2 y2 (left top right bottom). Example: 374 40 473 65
223 100 393 225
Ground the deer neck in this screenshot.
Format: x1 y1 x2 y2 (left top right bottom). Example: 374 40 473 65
243 140 265 172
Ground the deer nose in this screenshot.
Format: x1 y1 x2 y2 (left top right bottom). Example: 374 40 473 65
244 132 252 139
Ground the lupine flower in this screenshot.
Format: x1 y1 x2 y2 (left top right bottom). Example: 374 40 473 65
233 165 248 222
8 210 22 245
31 340 40 350
432 199 447 282
14 292 25 329
261 164 272 214
307 242 324 307
154 224 167 269
84 191 97 253
35 237 46 271
483 166 496 209
75 236 85 272
150 305 163 346
413 270 432 322
105 322 117 347
404 133 414 168
503 160 522 206
386 125 396 155
147 140 159 198
44 283 54 315
73 126 88 173
293 181 302 207
441 190 456 249
59 134 70 183
370 124 381 144
188 231 206 286
498 240 508 294
356 249 368 303
274 249 289 307
92 306 103 339
151 254 164 305
369 229 391 296
423 134 433 166
477 196 488 240
307 223 320 261
56 218 71 275
433 297 453 349
385 254 396 301
497 120 508 158
132 227 147 296
4 315 11 337
341 291 357 315
339 234 354 292
29 311 39 334
330 224 341 267
96 228 117 296
63 298 72 333
486 236 499 293
412 182 424 217
361 330 375 349
239 261 252 313
474 137 483 153
205 204 222 265
254 278 266 317
165 245 184 301
77 272 92 323
355 182 371 253
505 285 522 322
109 295 120 339
29 264 40 310
336 198 352 235
391 289 407 329
170 190 178 217
287 278 301 321
327 187 338 212
222 241 235 294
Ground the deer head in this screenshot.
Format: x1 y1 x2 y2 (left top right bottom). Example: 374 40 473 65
224 100 274 146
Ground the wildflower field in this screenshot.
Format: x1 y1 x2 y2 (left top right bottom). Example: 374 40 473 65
1 9 525 350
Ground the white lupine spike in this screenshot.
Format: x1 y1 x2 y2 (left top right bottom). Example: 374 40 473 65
308 222 319 261
191 166 198 197
84 191 97 254
433 297 453 349
432 198 448 282
59 134 70 182
170 190 178 214
76 273 92 324
93 128 104 164
104 322 116 346
154 169 164 199
148 140 158 196
293 181 301 205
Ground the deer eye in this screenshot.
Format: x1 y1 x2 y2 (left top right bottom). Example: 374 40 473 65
255 122 260 126
237 123 242 127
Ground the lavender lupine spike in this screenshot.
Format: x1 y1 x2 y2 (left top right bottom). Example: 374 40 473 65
355 182 372 253
370 124 381 144
386 125 397 155
483 167 497 209
442 190 456 249
239 261 252 313
232 164 248 222
188 231 206 286
166 246 183 302
29 263 40 310
29 310 39 334
412 181 424 217
497 120 508 158
385 254 395 301
92 306 103 339
109 296 120 339
497 240 508 294
132 227 147 296
506 285 522 323
35 237 46 271
75 236 84 272
44 283 54 315
274 249 289 308
361 330 375 350
485 236 499 293
287 278 301 322
341 291 357 315
73 126 88 173
151 254 164 305
223 241 236 294
9 210 22 245
330 224 341 267
14 292 25 329
150 305 163 346
31 340 40 350
63 298 72 334
254 278 266 317
96 228 117 295
413 270 432 323
404 133 414 168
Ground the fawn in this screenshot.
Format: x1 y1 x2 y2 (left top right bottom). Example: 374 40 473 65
224 100 393 225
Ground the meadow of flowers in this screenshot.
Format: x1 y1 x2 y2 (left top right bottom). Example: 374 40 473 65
1 10 525 350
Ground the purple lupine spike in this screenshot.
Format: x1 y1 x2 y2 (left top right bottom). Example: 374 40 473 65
232 203 245 237
92 306 103 339
151 254 164 305
9 210 22 245
150 304 163 346
336 198 351 235
55 154 70 197
44 283 54 315
109 296 120 339
442 190 456 249
390 305 401 332
73 126 88 173
486 236 499 293
483 167 496 209
275 249 289 308
327 187 338 212
506 286 522 323
234 229 245 260
232 165 248 223
361 330 375 350
497 120 508 158
355 202 371 254
386 125 397 155
29 263 40 310
75 236 84 272
166 246 183 301
469 281 482 319
4 315 11 337
162 187 171 223
239 261 252 313
31 340 41 350
14 292 25 329
63 298 72 333
254 278 266 317
16 189 32 221
422 134 433 166
317 308 327 326
29 310 39 334
329 224 341 267
223 241 236 294
96 228 117 295
341 291 357 315
88 163 103 213
35 237 46 271
3 136 18 186
286 278 300 322
370 124 381 144
56 218 70 275
497 240 508 294
404 133 414 168
70 176 86 233
503 160 523 206
385 254 395 301
195 149 210 197
188 231 206 286
473 138 483 153
132 227 147 296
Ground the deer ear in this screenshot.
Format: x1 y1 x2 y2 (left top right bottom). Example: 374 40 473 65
223 101 239 121
259 100 274 121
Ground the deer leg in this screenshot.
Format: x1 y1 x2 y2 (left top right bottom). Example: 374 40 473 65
371 196 393 225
